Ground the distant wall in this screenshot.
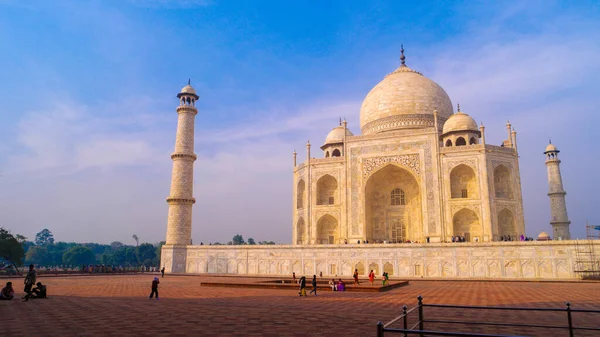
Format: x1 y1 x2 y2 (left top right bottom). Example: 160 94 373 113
161 241 600 280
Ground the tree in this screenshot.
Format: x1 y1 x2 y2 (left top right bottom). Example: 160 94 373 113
137 243 157 266
247 237 256 245
0 228 25 267
132 235 139 247
35 229 55 246
25 246 50 265
232 234 245 245
63 246 96 266
110 241 124 251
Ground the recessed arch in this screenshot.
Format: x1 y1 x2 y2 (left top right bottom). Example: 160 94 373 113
383 262 394 276
452 208 481 242
296 217 306 245
325 151 330 158
332 149 341 157
296 179 305 209
354 262 365 276
365 164 421 243
450 164 479 199
445 139 453 147
469 137 477 145
494 165 514 199
497 208 515 239
456 137 466 146
317 174 337 205
316 214 338 244
368 262 379 276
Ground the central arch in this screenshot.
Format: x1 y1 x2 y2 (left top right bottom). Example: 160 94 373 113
365 164 421 243
316 214 338 244
452 208 482 242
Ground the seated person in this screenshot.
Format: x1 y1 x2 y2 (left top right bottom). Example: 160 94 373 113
24 282 47 301
0 282 14 300
337 279 345 291
329 279 336 291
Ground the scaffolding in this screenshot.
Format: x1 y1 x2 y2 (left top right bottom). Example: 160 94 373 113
573 222 600 279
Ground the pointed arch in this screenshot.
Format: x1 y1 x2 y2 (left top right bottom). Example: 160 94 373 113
296 217 306 245
445 139 452 147
494 165 514 199
316 214 338 244
354 262 365 276
296 179 305 209
452 208 481 242
317 174 338 205
368 262 379 276
332 149 341 157
497 208 515 238
456 137 466 146
450 164 479 199
469 137 477 145
325 151 330 158
383 262 394 276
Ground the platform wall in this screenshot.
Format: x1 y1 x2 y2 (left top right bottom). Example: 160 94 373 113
161 241 600 280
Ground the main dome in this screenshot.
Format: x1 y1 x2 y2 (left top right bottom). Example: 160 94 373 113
359 60 453 135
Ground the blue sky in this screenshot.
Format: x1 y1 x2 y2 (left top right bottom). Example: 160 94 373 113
0 0 599 244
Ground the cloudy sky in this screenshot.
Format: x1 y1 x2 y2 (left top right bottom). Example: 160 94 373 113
0 0 599 245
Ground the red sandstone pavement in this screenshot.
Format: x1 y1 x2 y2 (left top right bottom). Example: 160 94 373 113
0 275 599 337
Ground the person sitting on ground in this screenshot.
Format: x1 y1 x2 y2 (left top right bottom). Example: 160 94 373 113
329 278 336 291
337 279 345 291
24 282 47 301
0 282 15 300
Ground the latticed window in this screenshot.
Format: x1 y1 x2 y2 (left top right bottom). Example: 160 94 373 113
461 189 468 198
391 188 406 206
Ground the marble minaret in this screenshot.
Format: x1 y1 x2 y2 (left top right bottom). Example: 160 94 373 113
162 81 199 273
544 141 571 240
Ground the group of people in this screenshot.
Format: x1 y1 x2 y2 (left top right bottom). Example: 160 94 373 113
297 275 318 296
328 278 346 291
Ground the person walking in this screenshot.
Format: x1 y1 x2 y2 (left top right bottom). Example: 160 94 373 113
353 269 360 286
292 272 296 284
160 267 165 278
149 277 160 300
298 276 307 297
368 270 375 286
309 275 317 296
22 264 36 300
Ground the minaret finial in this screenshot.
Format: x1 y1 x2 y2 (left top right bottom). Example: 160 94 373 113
400 44 406 66
457 103 460 112
188 78 191 85
549 139 552 144
339 117 342 126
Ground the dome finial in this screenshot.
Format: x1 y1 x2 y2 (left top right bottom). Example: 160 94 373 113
188 78 191 85
549 139 552 144
400 44 406 67
339 117 342 126
457 103 461 112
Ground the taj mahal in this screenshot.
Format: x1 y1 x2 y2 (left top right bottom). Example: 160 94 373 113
161 50 597 280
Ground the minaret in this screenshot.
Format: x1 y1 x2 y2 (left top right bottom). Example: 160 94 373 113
544 141 571 240
165 81 199 249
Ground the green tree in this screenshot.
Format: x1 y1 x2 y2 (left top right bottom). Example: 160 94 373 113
132 235 139 247
63 246 96 266
25 246 50 265
137 243 157 266
0 228 25 267
232 234 245 245
247 237 256 245
110 241 124 251
35 228 55 246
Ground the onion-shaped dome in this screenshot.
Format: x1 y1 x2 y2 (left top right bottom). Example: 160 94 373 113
537 231 551 241
323 125 353 146
359 47 453 135
180 85 196 95
442 108 478 135
544 143 558 153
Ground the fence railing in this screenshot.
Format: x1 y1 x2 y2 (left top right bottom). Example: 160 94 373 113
377 295 600 337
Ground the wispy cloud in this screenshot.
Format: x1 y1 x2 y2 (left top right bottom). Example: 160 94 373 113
128 0 212 9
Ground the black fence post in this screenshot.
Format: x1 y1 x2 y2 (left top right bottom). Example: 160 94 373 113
417 295 424 337
402 305 408 337
566 302 574 337
376 321 384 337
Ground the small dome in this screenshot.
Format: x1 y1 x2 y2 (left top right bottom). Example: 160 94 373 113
537 231 551 241
545 143 557 153
180 84 196 95
442 110 478 135
324 125 353 145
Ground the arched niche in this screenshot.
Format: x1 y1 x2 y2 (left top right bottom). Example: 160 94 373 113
450 164 479 199
325 151 330 158
497 208 515 238
456 137 467 146
365 164 421 243
452 208 481 242
296 217 306 245
296 179 305 209
494 165 514 199
317 174 338 205
332 149 341 157
445 139 452 147
354 262 365 276
469 137 477 145
316 214 338 244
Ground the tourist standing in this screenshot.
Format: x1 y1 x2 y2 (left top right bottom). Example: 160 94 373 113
149 277 160 300
368 270 375 285
293 272 296 284
353 269 360 286
309 275 317 296
161 267 165 278
22 264 36 299
0 282 14 300
299 276 307 296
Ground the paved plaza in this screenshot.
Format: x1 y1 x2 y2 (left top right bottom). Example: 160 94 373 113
0 275 599 336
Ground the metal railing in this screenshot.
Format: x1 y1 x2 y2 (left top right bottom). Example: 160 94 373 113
377 295 600 337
